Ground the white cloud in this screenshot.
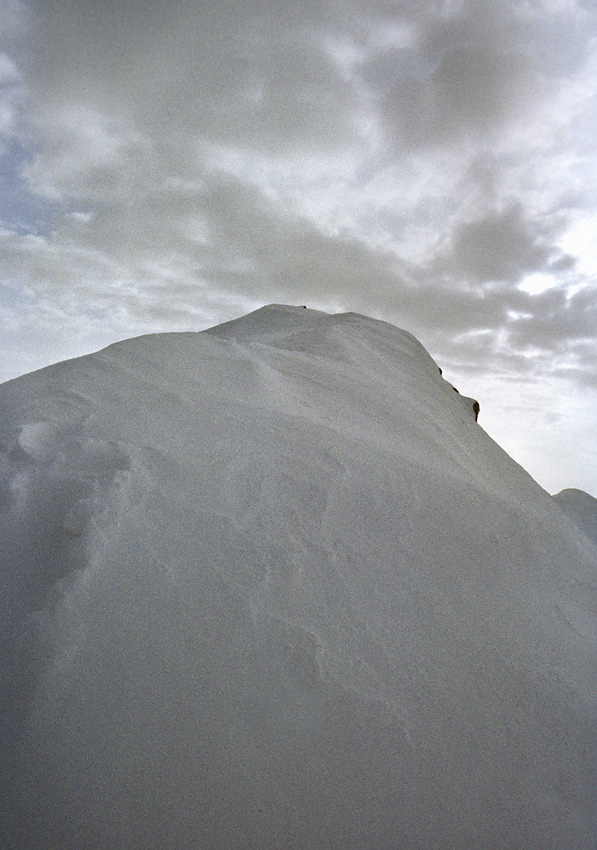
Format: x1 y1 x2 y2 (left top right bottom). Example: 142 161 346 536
519 272 557 294
560 214 597 275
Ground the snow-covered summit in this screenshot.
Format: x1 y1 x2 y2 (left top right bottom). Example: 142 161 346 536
204 302 330 341
2 305 597 848
553 487 597 546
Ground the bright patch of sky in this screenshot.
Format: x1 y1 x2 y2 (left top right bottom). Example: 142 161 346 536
519 272 557 294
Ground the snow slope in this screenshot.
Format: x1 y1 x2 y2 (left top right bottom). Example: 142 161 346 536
554 488 597 547
2 304 597 849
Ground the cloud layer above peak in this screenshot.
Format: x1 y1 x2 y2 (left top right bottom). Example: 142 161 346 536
1 0 597 492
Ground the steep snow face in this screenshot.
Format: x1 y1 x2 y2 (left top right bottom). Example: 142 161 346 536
554 488 597 546
2 305 597 849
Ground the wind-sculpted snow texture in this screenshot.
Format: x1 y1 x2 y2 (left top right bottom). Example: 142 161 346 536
2 305 597 849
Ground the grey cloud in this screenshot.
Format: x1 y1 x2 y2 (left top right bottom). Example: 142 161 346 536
1 0 595 500
371 46 533 148
197 174 411 306
4 0 597 400
10 155 586 375
549 253 577 273
194 189 595 384
29 0 355 154
359 0 536 148
28 0 583 169
3 163 406 323
416 285 597 393
3 159 594 402
450 206 553 283
506 286 597 351
193 175 539 339
358 0 594 150
431 204 575 285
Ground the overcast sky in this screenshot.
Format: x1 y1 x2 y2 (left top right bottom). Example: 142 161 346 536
1 0 596 495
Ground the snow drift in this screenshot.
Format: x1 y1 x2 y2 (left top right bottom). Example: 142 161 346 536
2 304 597 849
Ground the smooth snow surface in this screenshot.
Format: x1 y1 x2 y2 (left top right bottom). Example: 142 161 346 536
554 488 597 547
2 304 597 849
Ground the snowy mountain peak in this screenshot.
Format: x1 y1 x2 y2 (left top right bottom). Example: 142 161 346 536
553 487 597 546
2 305 597 849
204 302 329 340
205 303 434 370
206 304 481 420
